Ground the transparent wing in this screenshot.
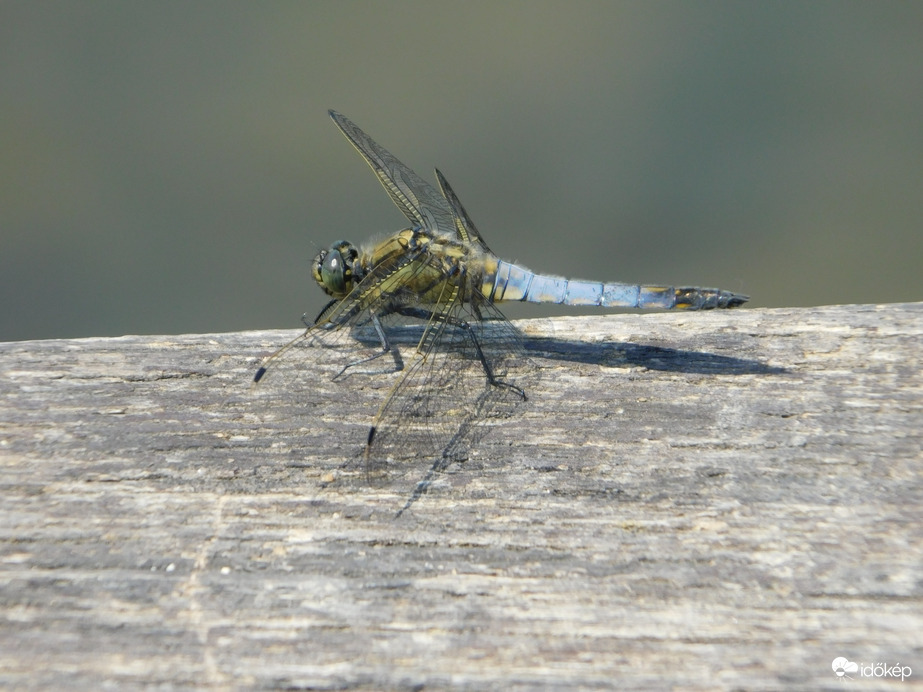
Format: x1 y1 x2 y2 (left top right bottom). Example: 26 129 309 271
329 110 456 236
363 287 531 493
434 168 494 255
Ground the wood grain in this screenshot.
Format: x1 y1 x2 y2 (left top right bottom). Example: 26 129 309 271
1 303 921 689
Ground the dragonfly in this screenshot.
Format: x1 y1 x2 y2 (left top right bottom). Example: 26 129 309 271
254 110 747 480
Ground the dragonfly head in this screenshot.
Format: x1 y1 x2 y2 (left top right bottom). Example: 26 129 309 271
313 240 360 298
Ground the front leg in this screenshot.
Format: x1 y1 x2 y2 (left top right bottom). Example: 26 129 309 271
303 299 339 328
333 310 404 380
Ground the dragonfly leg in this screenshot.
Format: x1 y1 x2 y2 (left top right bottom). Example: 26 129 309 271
333 311 404 379
395 306 526 401
462 320 526 400
304 298 347 328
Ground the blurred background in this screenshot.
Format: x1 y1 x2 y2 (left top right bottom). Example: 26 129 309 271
2 1 921 341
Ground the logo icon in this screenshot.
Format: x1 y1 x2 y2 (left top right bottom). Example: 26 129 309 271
832 657 859 679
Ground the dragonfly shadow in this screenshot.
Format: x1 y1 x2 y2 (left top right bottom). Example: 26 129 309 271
393 378 525 518
524 337 785 376
356 331 780 518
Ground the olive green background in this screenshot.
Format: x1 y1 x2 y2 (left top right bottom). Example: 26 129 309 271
3 1 921 341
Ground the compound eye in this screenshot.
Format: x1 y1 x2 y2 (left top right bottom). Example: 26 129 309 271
311 241 357 298
313 241 358 297
321 249 347 295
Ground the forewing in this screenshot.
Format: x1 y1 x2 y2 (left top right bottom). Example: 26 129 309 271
254 243 441 387
252 308 395 398
329 110 455 235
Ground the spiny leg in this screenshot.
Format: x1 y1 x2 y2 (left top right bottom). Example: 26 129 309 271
394 305 526 400
330 311 404 380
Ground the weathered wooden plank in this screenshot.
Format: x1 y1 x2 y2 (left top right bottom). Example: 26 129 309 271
1 303 921 690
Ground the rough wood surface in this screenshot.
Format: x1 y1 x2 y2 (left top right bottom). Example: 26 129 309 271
1 303 921 690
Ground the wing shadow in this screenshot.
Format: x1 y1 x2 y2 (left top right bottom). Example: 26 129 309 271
524 336 785 375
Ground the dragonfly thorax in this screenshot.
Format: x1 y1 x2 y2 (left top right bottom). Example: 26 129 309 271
313 240 361 298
